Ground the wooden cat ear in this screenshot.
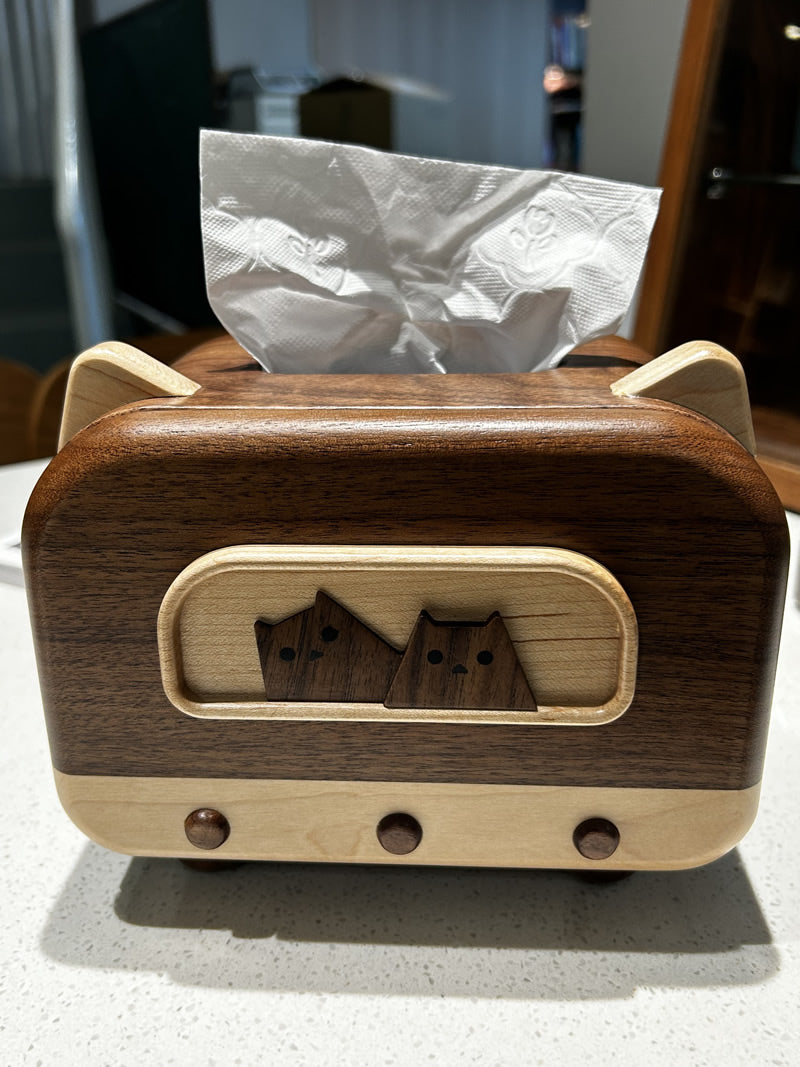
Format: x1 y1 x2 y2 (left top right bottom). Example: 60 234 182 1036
314 590 341 613
253 618 272 661
610 340 756 454
59 341 200 449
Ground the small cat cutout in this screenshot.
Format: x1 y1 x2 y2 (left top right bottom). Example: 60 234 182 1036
384 611 538 712
254 591 401 702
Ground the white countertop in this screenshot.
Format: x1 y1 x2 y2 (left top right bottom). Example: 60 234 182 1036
2 460 799 1067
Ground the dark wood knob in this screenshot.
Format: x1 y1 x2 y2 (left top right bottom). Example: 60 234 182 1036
573 817 620 860
376 812 422 855
184 808 230 850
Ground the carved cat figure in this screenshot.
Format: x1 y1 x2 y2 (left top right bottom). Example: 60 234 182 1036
384 610 538 712
255 591 401 702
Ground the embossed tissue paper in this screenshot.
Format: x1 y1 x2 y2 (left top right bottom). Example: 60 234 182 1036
200 129 661 373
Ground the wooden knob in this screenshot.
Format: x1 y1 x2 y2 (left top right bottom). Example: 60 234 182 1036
184 808 230 850
376 812 422 855
573 817 620 860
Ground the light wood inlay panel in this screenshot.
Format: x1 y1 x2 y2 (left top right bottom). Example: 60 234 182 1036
158 545 638 725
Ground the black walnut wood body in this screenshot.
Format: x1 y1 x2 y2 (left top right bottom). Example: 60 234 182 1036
23 337 789 791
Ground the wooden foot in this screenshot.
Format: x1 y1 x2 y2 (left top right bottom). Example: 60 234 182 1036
572 869 634 884
179 858 245 873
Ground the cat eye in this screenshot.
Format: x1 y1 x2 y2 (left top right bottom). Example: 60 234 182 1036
279 647 296 661
476 650 493 665
321 625 339 642
427 649 444 664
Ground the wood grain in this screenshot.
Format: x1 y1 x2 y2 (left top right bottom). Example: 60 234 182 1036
173 334 654 387
23 335 788 792
53 770 762 872
0 359 39 464
254 590 401 702
384 611 539 712
58 340 200 449
611 340 756 454
633 0 732 353
573 817 620 860
184 807 230 850
752 405 800 513
27 359 70 458
376 812 423 855
756 455 800 514
157 544 636 726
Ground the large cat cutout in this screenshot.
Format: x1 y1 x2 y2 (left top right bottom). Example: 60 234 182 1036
254 591 401 702
384 610 538 711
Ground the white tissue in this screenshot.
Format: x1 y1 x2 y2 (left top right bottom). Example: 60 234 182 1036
200 129 661 374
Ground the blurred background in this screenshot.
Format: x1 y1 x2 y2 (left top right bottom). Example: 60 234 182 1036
0 0 798 507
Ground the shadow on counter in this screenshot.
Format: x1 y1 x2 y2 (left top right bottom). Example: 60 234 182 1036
39 843 778 1000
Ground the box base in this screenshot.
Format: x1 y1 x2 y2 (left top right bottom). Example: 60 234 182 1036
53 771 760 872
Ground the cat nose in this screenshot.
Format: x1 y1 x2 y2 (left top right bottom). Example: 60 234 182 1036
452 664 468 674
309 649 323 661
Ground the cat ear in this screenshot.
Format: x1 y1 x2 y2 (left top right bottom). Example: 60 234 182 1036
314 590 344 618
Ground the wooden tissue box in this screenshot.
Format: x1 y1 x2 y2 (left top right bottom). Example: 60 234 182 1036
22 335 789 871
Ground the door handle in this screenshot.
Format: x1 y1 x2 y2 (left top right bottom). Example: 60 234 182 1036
706 166 800 198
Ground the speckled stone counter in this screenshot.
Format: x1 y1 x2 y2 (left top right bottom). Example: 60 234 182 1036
2 461 799 1066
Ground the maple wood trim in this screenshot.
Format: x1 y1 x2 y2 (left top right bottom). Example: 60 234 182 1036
611 340 756 454
157 544 639 726
54 770 761 872
58 341 200 449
